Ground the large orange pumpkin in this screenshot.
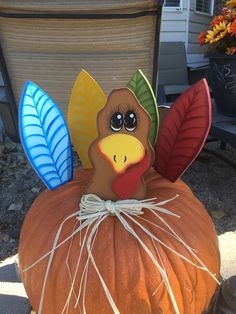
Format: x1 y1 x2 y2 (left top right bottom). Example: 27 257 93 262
18 168 220 314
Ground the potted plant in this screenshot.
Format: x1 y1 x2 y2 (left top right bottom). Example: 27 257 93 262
198 0 236 116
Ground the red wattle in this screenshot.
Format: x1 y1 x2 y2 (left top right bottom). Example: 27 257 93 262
112 152 151 200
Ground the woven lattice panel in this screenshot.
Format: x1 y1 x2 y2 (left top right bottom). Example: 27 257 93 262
0 1 163 116
0 1 161 13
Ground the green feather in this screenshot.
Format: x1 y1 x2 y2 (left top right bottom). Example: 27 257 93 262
127 69 159 146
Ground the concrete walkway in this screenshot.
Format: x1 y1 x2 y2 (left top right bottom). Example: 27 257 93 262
0 255 30 314
0 232 235 314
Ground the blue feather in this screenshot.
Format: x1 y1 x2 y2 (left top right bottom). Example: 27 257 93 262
19 81 73 189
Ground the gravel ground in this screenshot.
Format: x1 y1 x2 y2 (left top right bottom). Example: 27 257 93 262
0 141 44 260
182 142 236 234
0 139 235 261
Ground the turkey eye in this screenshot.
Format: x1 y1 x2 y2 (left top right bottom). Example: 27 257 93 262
124 110 137 132
110 112 123 132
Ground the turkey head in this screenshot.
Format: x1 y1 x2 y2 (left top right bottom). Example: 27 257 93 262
86 88 154 200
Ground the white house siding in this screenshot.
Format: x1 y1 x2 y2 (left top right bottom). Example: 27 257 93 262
160 1 188 42
160 0 219 67
187 1 213 67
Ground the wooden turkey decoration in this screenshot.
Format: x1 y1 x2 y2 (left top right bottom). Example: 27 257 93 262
18 70 220 314
87 88 154 200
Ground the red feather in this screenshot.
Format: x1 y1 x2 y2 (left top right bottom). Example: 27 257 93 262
154 79 212 182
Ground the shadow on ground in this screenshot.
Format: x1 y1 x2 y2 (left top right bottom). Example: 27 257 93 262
0 294 30 314
0 263 20 282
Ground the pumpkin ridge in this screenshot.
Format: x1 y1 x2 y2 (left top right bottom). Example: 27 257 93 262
144 210 192 313
152 233 183 313
128 209 201 313
132 228 153 313
112 217 118 306
140 221 162 313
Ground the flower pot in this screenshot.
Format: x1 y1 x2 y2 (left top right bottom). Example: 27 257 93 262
209 53 236 116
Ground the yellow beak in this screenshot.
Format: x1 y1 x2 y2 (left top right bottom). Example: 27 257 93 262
97 134 145 173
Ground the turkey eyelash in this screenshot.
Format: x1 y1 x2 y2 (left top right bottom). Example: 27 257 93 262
105 105 122 131
105 112 112 131
125 103 138 113
105 103 139 130
108 104 122 116
124 103 139 123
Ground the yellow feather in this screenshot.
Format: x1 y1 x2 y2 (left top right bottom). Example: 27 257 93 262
67 70 106 168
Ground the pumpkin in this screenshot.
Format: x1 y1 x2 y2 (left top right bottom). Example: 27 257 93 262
18 168 220 314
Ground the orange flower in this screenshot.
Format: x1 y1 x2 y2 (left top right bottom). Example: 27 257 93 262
225 0 236 7
211 16 225 28
226 47 236 54
222 8 231 16
205 22 230 45
198 32 207 45
198 1 236 54
222 7 235 21
229 19 236 35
